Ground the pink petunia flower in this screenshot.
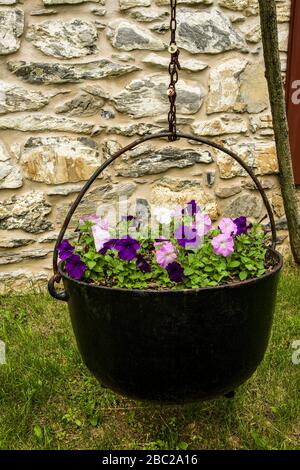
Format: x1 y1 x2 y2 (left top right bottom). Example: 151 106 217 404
195 213 212 237
79 214 100 225
79 214 109 231
92 224 110 252
218 218 237 236
211 233 234 257
154 241 177 268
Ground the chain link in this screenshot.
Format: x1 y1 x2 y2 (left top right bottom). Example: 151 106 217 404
167 0 180 141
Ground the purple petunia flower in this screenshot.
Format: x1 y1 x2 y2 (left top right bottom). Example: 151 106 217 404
166 262 184 283
174 225 201 250
186 200 200 217
115 236 140 261
58 240 75 260
122 215 136 222
65 254 86 279
136 254 151 273
99 239 117 255
234 216 252 236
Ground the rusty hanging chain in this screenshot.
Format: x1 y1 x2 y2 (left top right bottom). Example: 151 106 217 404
167 0 180 141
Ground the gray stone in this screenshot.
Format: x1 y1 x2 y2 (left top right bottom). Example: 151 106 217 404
278 24 289 52
192 116 248 136
249 114 274 136
218 0 248 11
115 144 213 177
242 178 275 190
21 136 101 184
0 249 50 265
39 231 77 242
0 114 103 135
150 23 169 34
7 60 139 84
223 193 262 218
218 0 259 15
30 10 58 16
0 81 66 115
264 217 288 232
0 9 24 55
43 0 105 4
56 181 137 226
142 53 208 72
55 92 105 116
215 185 242 198
239 63 269 114
129 8 169 22
155 0 213 4
10 143 21 161
0 270 48 295
107 20 165 51
151 176 219 220
207 59 269 114
207 58 248 114
96 182 137 202
244 23 261 43
0 191 52 233
47 184 83 196
113 74 203 118
206 171 216 187
100 106 116 119
111 52 135 62
0 236 35 248
0 161 23 189
107 122 161 136
91 7 106 16
136 198 150 222
120 0 151 9
0 141 23 189
178 58 209 72
94 20 106 30
229 13 246 23
81 84 110 100
217 141 278 178
276 1 291 23
27 19 98 59
101 138 122 160
177 8 245 54
0 1 17 4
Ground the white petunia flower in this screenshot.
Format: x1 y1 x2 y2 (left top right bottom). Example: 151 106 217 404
154 207 173 225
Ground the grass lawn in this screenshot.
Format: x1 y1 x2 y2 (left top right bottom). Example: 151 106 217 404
0 265 299 450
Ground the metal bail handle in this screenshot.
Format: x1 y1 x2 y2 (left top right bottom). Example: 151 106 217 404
48 131 278 301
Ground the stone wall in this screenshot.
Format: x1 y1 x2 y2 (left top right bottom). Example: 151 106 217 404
0 0 292 293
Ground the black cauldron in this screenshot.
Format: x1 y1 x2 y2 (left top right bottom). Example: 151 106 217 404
49 132 283 403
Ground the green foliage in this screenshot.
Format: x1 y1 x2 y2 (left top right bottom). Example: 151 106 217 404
71 221 268 289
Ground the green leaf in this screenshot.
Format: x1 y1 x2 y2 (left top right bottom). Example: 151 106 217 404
239 271 248 281
228 260 240 268
87 260 96 270
89 416 98 427
184 267 194 276
34 424 43 441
